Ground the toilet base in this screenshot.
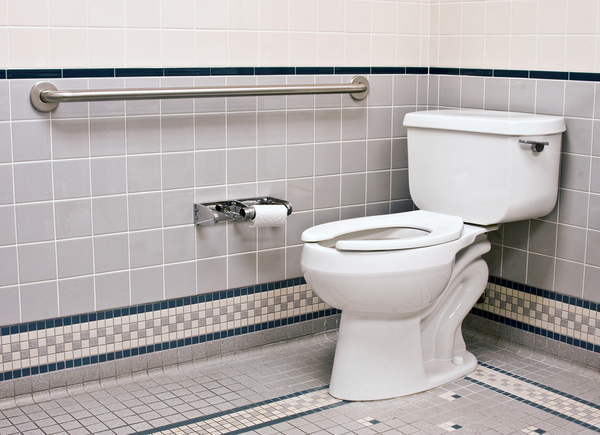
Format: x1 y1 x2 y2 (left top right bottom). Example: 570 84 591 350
328 310 477 401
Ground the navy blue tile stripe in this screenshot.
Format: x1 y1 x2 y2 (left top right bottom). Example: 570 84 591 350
0 277 308 337
479 362 600 412
0 307 339 382
133 385 347 435
466 365 600 433
5 66 600 81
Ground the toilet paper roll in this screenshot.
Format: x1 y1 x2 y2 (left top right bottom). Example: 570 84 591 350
250 204 288 227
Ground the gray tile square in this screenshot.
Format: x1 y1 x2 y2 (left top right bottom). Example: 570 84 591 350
129 229 163 268
393 74 417 106
125 78 160 115
257 225 285 250
439 75 460 107
56 238 94 279
285 245 303 278
226 112 257 148
90 118 126 157
391 138 408 169
484 78 509 111
286 178 313 212
392 107 413 137
509 79 535 113
163 225 195 263
55 199 92 239
20 281 58 323
162 115 194 152
227 221 257 255
13 161 52 203
584 265 600 302
12 120 51 162
565 81 594 118
227 148 256 184
535 80 565 116
502 246 527 284
503 220 529 250
197 257 227 294
94 234 129 273
0 164 13 205
286 211 313 245
18 242 57 284
258 146 286 181
0 286 20 326
591 157 600 194
228 253 256 289
162 152 194 189
391 169 409 200
367 107 392 139
195 113 226 150
53 159 91 200
164 262 196 299
586 229 600 267
91 156 127 196
10 79 50 121
0 206 15 246
258 112 286 146
314 176 340 209
315 142 340 176
95 271 130 311
341 108 366 141
257 248 285 283
126 116 160 154
51 119 90 160
557 224 586 262
461 76 484 109
315 109 341 143
527 252 555 290
16 202 55 244
561 153 590 191
226 76 257 112
558 188 589 227
528 220 556 256
160 77 194 114
128 154 161 193
131 266 163 305
428 75 439 106
58 276 95 316
163 189 194 226
195 149 226 186
341 141 366 173
196 222 227 259
367 139 391 171
341 173 365 206
0 122 11 164
554 259 584 298
88 78 125 117
287 144 314 178
563 117 593 155
0 246 18 287
129 192 162 231
367 171 391 203
368 75 393 107
92 195 128 235
589 193 600 230
257 76 287 111
288 110 315 145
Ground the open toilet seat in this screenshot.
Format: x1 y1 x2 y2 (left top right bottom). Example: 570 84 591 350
301 210 464 251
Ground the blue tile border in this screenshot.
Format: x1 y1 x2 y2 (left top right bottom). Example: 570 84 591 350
4 66 600 82
469 276 600 354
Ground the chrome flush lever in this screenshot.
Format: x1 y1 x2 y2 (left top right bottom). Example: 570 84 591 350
519 139 549 153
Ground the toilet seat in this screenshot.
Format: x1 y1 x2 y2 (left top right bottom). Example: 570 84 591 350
301 210 464 251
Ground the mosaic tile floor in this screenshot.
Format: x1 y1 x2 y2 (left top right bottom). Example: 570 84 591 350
1 328 600 435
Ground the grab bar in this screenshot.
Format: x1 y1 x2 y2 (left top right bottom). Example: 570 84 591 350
30 76 369 112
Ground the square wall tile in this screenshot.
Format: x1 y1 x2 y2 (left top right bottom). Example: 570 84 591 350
258 146 285 181
258 248 285 283
557 224 586 263
57 238 94 279
287 144 314 178
16 202 55 243
0 246 18 287
13 162 53 203
127 154 161 193
91 156 127 196
126 116 160 154
12 120 51 162
94 234 129 273
197 257 227 294
196 223 227 259
341 141 366 173
20 281 58 323
129 192 162 231
55 199 92 239
18 242 57 284
162 152 194 189
162 115 194 152
527 253 555 290
95 271 130 311
314 176 340 209
554 259 584 299
228 252 256 289
58 276 95 316
0 206 16 246
0 123 11 164
163 225 195 263
195 149 226 186
315 109 341 143
227 148 256 184
131 266 163 305
52 119 90 159
53 159 91 200
195 113 226 150
92 195 128 235
129 229 163 268
315 142 340 176
257 111 286 146
90 118 126 157
163 189 194 226
0 286 20 326
164 262 196 299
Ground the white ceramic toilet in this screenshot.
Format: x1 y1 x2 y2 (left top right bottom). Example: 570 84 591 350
301 109 566 401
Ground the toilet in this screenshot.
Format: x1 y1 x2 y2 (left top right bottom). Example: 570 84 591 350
301 109 566 401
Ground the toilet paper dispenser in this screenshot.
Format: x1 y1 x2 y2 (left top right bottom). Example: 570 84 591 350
194 197 292 226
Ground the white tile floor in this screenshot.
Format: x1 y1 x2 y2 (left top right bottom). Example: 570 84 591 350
1 327 600 434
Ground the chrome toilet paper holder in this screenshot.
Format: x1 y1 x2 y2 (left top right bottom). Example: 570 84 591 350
194 197 292 226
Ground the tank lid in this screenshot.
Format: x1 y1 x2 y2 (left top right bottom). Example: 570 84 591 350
403 109 566 136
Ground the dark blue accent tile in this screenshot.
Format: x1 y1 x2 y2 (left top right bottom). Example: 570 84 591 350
255 67 295 75
7 69 62 79
494 69 528 78
165 67 210 76
99 354 106 362
27 322 36 332
89 313 97 322
0 70 5 79
211 67 254 76
168 300 176 309
460 68 493 77
31 366 39 375
115 68 164 77
116 351 123 359
372 67 406 75
160 301 168 310
530 70 569 80
1 327 9 336
334 67 371 75
570 72 600 82
430 67 460 75
406 67 428 74
63 68 115 78
74 359 82 367
296 67 334 75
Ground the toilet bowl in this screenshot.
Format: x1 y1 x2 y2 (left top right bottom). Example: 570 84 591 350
301 109 566 401
301 210 496 400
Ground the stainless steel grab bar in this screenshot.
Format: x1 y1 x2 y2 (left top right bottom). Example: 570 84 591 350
30 75 369 112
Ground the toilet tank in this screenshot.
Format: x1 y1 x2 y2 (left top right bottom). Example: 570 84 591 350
403 109 566 226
